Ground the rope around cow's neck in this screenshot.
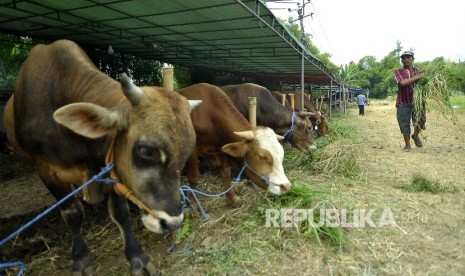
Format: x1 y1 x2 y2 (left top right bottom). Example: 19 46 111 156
243 158 270 186
105 133 270 221
105 135 160 219
283 111 297 141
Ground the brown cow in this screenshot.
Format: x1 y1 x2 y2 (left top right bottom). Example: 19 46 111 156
289 92 329 136
271 91 329 136
270 91 293 110
3 39 201 275
221 83 317 151
178 83 291 208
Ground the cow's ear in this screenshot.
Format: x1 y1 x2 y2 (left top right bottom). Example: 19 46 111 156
221 141 247 158
54 102 122 138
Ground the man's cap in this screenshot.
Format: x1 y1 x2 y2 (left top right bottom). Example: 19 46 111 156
400 50 414 58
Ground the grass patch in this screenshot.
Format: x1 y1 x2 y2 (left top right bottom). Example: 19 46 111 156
258 181 348 249
182 243 261 272
285 113 361 179
406 173 458 194
450 95 465 114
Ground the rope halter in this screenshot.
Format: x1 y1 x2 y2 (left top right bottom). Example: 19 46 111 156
105 135 159 219
242 158 270 187
283 111 297 142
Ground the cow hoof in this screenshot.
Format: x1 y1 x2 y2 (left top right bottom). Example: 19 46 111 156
72 265 93 276
228 197 243 208
72 256 92 276
131 261 159 276
131 257 159 276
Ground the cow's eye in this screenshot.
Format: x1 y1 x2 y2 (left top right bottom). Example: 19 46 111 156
258 152 272 164
138 146 156 160
133 143 166 168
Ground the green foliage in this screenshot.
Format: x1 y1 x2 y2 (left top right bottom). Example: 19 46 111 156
282 17 339 74
176 212 192 241
335 40 465 99
414 60 454 122
450 95 465 112
242 220 258 229
173 66 192 89
0 34 165 88
407 173 458 194
448 61 465 92
85 46 163 86
0 34 35 87
258 181 347 248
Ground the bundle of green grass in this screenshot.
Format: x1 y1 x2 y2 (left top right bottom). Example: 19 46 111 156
414 62 454 122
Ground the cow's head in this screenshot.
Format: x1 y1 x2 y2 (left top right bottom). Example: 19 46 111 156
288 114 317 152
221 127 291 195
299 111 329 136
53 73 201 234
317 114 329 136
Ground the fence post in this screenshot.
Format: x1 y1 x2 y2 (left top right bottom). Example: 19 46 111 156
248 97 257 127
162 65 174 91
288 93 295 111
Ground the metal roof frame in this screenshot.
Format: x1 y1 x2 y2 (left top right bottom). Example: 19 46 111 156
0 0 339 84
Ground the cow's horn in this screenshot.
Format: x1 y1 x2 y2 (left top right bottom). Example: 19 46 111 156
120 73 143 106
188 100 202 110
299 111 316 116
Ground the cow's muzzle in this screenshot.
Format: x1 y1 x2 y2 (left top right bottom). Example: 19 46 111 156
308 144 317 150
268 182 291 195
142 211 184 234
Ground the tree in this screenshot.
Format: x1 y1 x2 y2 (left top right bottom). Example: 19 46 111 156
0 34 34 88
283 17 338 73
338 62 361 87
448 61 465 93
85 46 163 86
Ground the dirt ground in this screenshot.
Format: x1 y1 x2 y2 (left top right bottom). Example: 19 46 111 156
334 100 465 275
1 99 464 275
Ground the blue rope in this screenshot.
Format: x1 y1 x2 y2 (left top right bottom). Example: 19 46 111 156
0 164 115 276
168 162 251 255
243 164 270 186
283 111 297 142
1 160 270 266
180 161 249 220
0 163 115 248
0 261 24 276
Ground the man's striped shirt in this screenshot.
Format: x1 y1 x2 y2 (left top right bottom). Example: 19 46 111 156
394 67 420 107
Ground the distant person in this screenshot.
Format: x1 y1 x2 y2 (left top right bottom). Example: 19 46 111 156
356 93 366 115
394 50 425 152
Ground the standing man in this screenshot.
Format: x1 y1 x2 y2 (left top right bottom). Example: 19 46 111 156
356 93 366 116
394 50 425 152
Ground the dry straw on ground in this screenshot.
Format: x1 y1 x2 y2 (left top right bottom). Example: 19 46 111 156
2 99 465 275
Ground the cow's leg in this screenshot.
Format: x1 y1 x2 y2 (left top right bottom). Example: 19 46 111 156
219 166 242 208
185 148 201 187
107 192 158 276
43 181 92 275
184 149 203 210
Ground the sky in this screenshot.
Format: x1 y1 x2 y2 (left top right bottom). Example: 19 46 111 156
266 0 465 65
